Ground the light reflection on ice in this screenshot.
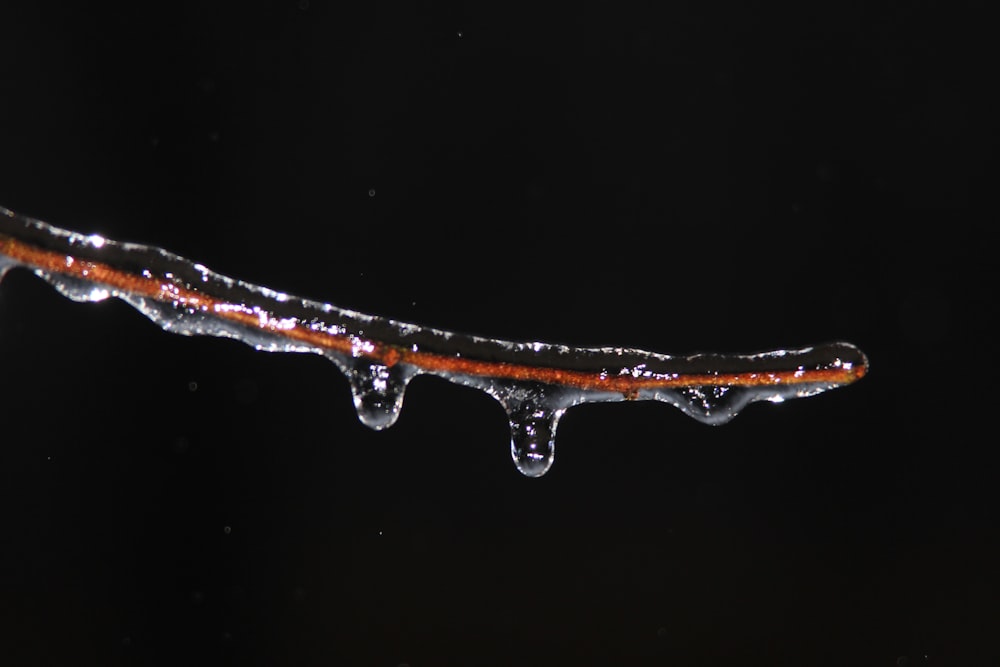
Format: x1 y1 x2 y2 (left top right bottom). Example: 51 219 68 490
0 205 868 477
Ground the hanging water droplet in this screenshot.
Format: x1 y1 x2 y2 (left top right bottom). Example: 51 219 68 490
670 385 752 425
507 404 564 478
344 359 416 430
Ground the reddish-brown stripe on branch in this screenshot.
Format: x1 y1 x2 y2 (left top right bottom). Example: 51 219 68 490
0 233 868 392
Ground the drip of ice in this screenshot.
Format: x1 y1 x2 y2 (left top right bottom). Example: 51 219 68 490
331 354 416 430
507 404 564 478
674 385 753 424
478 381 580 478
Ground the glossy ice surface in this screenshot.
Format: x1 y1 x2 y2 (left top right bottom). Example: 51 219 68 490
1 206 867 476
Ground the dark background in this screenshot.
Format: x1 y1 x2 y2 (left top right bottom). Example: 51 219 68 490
0 2 992 665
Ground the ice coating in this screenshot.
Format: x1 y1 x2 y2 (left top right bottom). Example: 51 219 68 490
0 206 868 477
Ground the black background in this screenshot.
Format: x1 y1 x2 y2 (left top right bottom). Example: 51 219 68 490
0 2 993 665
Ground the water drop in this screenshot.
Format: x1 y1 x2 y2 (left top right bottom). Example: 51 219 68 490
507 403 564 478
342 358 416 430
668 385 753 425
